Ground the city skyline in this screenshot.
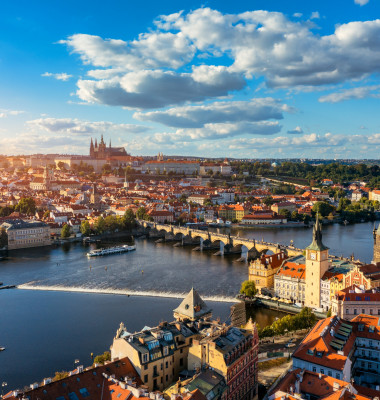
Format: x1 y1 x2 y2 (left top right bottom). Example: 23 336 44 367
1 0 380 158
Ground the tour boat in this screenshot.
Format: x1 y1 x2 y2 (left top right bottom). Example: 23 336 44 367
87 245 136 257
0 347 5 351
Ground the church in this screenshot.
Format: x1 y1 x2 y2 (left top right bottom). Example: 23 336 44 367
89 135 129 160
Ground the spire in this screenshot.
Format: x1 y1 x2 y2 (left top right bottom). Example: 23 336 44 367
306 214 329 251
173 288 212 321
101 134 104 145
109 138 112 148
95 138 98 147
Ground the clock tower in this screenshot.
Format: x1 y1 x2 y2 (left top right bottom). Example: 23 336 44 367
305 217 329 309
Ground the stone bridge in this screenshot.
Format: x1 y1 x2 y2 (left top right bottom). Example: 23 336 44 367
138 220 303 259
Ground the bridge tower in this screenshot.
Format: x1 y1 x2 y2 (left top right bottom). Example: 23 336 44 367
304 217 329 309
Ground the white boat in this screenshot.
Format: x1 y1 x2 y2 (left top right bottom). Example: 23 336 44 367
0 347 5 351
87 245 136 257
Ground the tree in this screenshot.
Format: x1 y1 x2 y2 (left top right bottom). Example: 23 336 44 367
53 371 69 381
312 201 335 217
93 351 111 365
80 220 91 236
0 227 8 248
57 161 66 171
43 210 50 219
15 197 36 215
279 209 291 219
263 196 274 207
122 209 136 230
240 280 257 297
94 216 106 234
61 224 71 239
136 207 148 220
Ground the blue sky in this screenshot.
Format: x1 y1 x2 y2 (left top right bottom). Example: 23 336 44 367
1 0 380 158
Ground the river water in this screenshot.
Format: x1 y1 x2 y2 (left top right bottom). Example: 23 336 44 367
0 221 376 389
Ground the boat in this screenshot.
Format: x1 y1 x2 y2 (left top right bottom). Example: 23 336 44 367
0 347 5 351
87 245 136 257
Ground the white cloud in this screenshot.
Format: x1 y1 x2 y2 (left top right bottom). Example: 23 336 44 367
354 0 369 5
310 11 320 20
76 66 245 109
26 118 150 135
293 13 303 18
287 126 304 134
318 85 380 103
0 109 24 118
59 8 380 111
41 72 73 81
134 98 293 128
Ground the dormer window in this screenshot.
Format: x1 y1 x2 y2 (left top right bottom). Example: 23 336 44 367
142 353 149 363
163 346 169 356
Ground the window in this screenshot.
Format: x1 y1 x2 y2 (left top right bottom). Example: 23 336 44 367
362 309 365 314
144 364 148 370
68 393 79 400
346 309 349 315
142 353 148 363
328 371 332 377
144 375 148 383
336 373 340 379
163 346 169 356
312 366 316 372
165 361 168 368
320 369 324 374
354 309 357 315
79 388 90 398
180 358 184 366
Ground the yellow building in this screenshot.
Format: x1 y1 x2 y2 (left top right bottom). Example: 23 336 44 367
249 252 287 293
111 289 210 392
218 204 249 222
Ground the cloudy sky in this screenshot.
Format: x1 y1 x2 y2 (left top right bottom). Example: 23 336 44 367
1 0 380 158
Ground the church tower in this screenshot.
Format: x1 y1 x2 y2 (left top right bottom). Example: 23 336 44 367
304 217 329 309
374 224 380 264
90 138 94 157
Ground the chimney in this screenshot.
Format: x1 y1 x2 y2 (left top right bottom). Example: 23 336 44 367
319 373 322 379
30 383 39 390
77 365 84 373
333 382 340 391
43 378 52 385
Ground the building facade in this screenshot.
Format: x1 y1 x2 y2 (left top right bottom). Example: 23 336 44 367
274 255 306 303
374 224 380 263
1 219 51 250
249 252 288 293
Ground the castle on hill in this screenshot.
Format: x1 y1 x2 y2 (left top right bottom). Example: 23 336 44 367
89 135 129 159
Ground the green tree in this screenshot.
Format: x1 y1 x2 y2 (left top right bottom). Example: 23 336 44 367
279 209 291 219
15 197 36 215
240 280 257 297
136 207 148 220
43 210 50 219
61 224 71 239
0 227 8 248
94 216 106 234
53 371 69 381
263 196 274 207
104 215 120 232
122 209 136 230
80 220 91 236
93 351 111 365
312 201 335 217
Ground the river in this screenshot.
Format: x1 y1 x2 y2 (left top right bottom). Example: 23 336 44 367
0 221 376 389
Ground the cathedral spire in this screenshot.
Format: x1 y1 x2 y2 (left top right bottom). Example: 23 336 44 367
109 138 112 148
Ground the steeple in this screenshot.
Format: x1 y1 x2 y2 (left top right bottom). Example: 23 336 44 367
109 138 112 148
306 215 329 251
95 138 98 147
90 138 94 156
100 134 105 145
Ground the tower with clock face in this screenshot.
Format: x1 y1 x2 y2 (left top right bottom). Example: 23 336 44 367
305 217 329 309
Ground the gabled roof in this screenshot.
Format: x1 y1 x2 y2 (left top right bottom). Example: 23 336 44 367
173 288 212 321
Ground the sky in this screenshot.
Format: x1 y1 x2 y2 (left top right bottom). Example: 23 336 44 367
1 0 380 159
